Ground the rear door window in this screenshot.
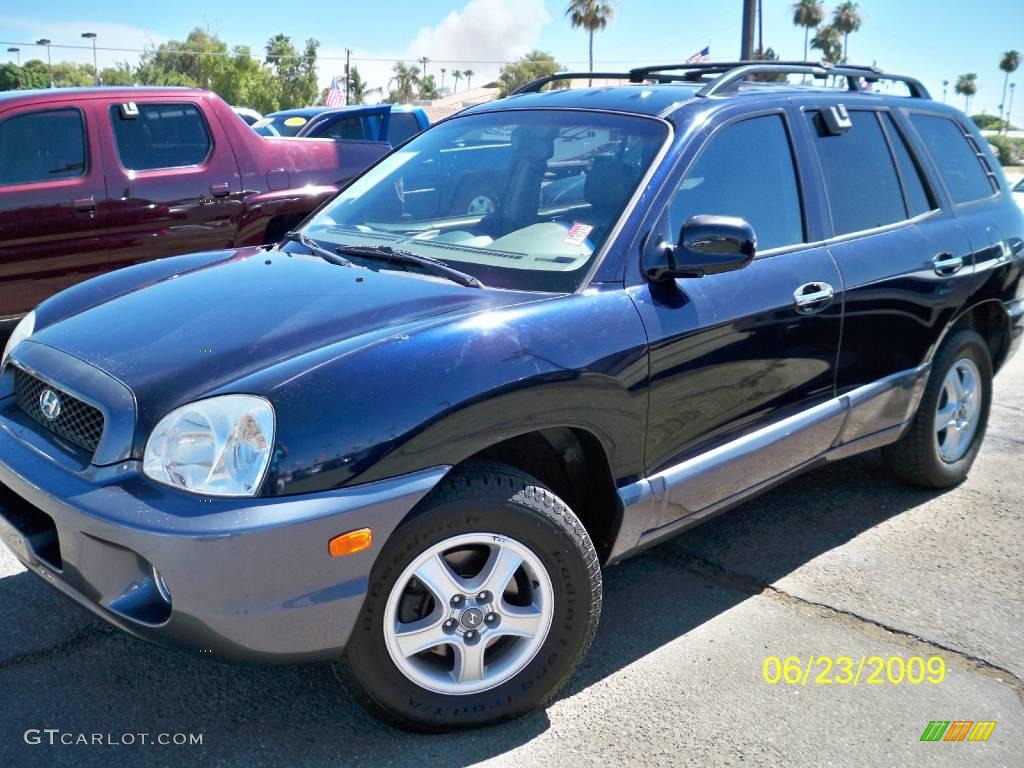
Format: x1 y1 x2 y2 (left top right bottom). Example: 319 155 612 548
388 112 423 145
110 103 211 171
669 114 804 251
881 113 935 217
0 108 86 185
317 115 381 141
807 109 907 236
910 114 997 204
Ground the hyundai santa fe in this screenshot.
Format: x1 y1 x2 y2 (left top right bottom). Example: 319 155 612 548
0 61 1021 731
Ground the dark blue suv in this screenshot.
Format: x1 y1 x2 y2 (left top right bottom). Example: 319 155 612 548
1 61 1022 731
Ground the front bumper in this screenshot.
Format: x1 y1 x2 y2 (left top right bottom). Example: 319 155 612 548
0 395 447 662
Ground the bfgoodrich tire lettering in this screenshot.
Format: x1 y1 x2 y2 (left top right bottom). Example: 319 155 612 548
884 329 993 488
337 461 602 731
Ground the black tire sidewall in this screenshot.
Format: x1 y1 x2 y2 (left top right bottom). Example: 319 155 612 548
919 330 993 485
345 490 596 730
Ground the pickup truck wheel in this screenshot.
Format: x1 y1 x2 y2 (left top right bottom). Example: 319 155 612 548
883 329 992 488
337 462 601 731
451 186 498 216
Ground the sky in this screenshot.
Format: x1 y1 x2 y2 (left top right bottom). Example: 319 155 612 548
1 0 1022 116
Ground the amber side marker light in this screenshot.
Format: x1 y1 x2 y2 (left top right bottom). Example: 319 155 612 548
329 528 372 557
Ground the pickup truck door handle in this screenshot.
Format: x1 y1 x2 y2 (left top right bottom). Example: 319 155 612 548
793 282 835 314
209 182 231 198
932 252 964 276
72 195 95 213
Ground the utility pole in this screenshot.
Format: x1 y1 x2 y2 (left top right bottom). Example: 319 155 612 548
36 38 53 87
740 0 756 60
82 32 99 85
345 48 351 104
7 47 20 89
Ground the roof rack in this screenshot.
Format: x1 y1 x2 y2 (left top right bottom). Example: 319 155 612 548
512 61 930 99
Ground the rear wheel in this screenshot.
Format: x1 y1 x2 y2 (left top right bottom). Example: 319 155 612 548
883 329 993 488
338 462 601 731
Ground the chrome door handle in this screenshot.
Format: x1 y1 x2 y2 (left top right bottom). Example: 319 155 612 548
794 282 835 314
72 195 95 213
933 252 964 276
209 182 231 198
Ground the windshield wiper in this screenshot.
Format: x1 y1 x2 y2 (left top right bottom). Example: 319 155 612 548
282 231 352 267
335 244 484 289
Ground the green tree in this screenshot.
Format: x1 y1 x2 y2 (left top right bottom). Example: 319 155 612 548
347 66 379 105
418 74 440 100
751 47 786 82
811 24 842 64
998 50 1020 135
955 72 978 112
566 1 614 80
0 63 21 90
792 0 825 61
497 50 566 97
388 62 421 103
831 1 862 62
265 34 319 109
100 61 138 86
20 60 53 89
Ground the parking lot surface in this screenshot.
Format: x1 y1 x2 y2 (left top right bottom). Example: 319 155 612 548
0 352 1021 767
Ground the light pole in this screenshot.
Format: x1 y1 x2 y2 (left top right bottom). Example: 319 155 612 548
1008 82 1017 136
36 38 53 87
82 32 99 85
7 47 20 89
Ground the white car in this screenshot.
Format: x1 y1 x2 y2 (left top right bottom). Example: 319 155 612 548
232 106 263 127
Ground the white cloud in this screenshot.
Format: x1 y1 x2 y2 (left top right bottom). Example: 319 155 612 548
319 0 550 96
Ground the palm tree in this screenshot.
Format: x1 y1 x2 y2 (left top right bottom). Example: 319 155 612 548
452 69 463 92
998 50 1020 134
811 24 842 64
388 62 421 103
566 1 614 83
347 66 381 105
955 72 978 113
942 79 949 102
440 67 447 92
464 68 475 90
792 0 825 61
831 1 862 62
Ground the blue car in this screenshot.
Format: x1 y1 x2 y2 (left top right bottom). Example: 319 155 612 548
252 104 428 145
1 61 1022 731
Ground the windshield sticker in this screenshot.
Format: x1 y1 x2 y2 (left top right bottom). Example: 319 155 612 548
284 116 308 127
563 222 594 246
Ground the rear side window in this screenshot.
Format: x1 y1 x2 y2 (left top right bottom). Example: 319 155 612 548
388 112 423 145
316 115 380 141
669 114 804 251
807 110 906 236
0 109 85 185
882 114 935 217
910 114 996 204
110 103 211 171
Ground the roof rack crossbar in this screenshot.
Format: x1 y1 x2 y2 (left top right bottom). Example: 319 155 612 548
511 71 687 95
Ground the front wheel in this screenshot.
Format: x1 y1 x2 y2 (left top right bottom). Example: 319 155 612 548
883 329 993 488
338 462 602 731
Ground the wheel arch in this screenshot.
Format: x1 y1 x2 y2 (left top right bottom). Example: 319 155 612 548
935 300 1012 373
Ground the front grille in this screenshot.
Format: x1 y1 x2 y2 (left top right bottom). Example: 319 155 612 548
14 368 105 453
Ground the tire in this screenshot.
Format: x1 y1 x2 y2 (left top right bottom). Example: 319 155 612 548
883 329 993 488
450 185 499 216
337 461 602 731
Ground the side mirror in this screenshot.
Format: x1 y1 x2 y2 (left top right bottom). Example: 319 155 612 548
645 215 756 281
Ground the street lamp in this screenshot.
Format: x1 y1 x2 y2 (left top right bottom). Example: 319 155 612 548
82 32 99 85
36 38 53 88
7 47 20 89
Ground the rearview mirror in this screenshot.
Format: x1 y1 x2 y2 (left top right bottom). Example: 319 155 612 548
645 215 756 281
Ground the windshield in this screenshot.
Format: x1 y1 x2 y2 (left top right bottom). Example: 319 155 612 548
301 110 668 292
252 113 313 138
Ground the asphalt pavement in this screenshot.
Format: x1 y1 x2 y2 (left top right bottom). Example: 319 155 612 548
0 353 1021 768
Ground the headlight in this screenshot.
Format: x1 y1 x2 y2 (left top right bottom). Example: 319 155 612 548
1 311 35 369
143 395 276 497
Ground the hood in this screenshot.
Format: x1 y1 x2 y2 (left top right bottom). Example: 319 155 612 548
31 248 538 422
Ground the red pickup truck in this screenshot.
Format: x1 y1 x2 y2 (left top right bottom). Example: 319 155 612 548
0 87 391 327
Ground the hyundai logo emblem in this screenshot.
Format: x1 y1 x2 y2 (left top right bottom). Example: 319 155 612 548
39 389 62 421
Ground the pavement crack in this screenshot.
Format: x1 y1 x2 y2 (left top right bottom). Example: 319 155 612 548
653 548 1024 703
0 623 113 671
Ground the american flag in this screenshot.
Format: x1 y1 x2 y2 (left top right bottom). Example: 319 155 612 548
686 46 711 64
325 76 346 107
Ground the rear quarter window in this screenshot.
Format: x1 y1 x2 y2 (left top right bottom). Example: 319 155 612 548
388 112 423 145
110 103 211 171
910 114 997 204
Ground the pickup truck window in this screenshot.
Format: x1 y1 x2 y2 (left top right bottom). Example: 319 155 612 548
910 114 997 204
388 112 423 145
807 109 907 236
303 110 667 293
318 115 380 141
669 114 804 251
0 108 86 186
109 103 211 171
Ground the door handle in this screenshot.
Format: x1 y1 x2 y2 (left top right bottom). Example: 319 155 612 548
794 282 835 314
932 252 964 276
209 182 231 198
72 195 95 213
